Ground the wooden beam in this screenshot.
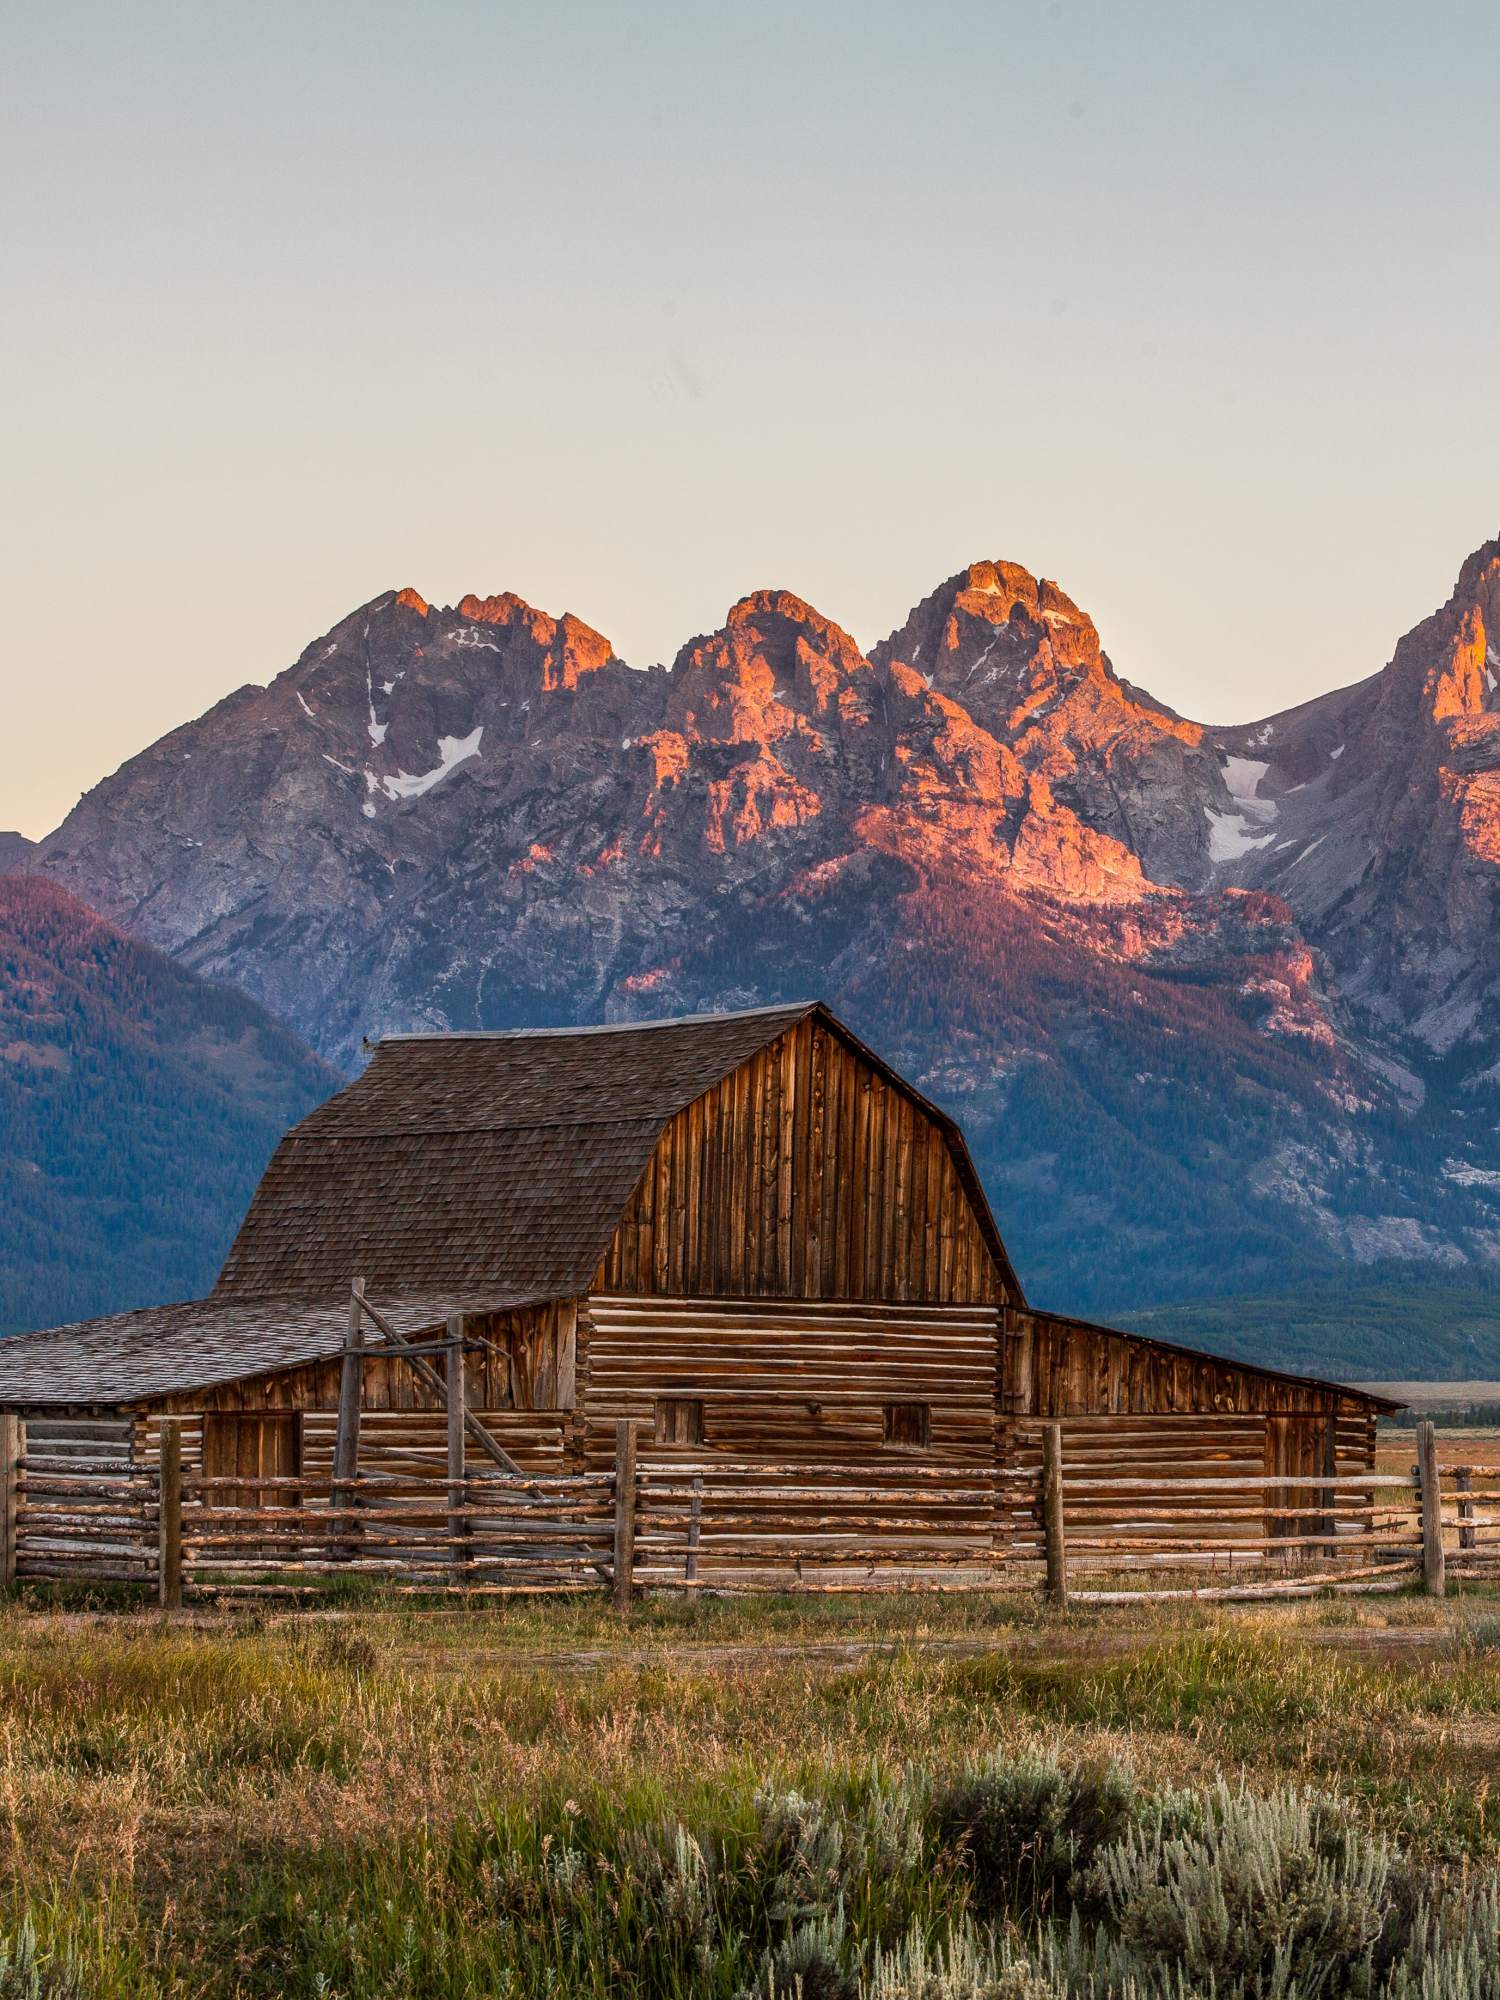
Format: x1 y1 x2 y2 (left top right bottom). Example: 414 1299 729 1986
447 1314 469 1581
332 1278 365 1493
1419 1419 1446 1598
1457 1466 1476 1552
0 1414 19 1591
158 1418 183 1611
685 1472 702 1584
352 1290 526 1480
1042 1422 1067 1607
613 1419 639 1612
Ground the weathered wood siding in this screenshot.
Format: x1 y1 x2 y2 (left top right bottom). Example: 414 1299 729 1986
139 1408 570 1483
597 1017 1005 1304
13 1415 155 1584
148 1301 580 1419
1005 1308 1375 1421
1005 1410 1379 1570
131 1302 584 1480
579 1296 1000 1468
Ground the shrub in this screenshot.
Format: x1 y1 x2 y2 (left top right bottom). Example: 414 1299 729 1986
1085 1779 1422 1995
929 1753 1139 1919
738 1909 859 2000
864 1920 1065 1999
0 1923 84 2000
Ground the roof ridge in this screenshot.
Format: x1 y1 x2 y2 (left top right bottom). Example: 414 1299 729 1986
284 1114 667 1138
374 999 821 1044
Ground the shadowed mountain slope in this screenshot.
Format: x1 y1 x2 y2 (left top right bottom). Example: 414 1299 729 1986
0 876 338 1334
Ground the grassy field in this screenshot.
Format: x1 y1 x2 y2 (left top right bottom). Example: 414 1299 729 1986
8 1589 1500 1996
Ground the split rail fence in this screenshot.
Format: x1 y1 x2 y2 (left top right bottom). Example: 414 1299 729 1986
0 1414 1476 1607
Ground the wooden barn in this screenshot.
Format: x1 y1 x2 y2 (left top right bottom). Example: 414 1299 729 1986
0 1000 1392 1583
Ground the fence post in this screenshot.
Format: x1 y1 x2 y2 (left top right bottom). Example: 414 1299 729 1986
685 1472 702 1584
1418 1419 1446 1597
0 1414 20 1591
158 1419 183 1611
1456 1467 1476 1552
1042 1422 1067 1607
613 1419 639 1612
1321 1416 1339 1559
447 1313 470 1583
331 1278 365 1562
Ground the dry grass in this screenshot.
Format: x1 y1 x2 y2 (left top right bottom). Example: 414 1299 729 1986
5 1585 1500 1994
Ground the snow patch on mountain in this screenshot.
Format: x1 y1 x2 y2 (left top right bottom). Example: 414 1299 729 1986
1206 756 1279 863
380 726 484 800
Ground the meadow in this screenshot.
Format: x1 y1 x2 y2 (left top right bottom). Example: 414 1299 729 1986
6 1588 1500 1996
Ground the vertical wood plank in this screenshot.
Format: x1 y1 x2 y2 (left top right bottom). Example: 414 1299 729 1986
778 1030 797 1291
686 1471 703 1582
849 1065 870 1298
1042 1422 1067 1606
333 1277 365 1492
757 1045 778 1292
613 1418 639 1611
556 1300 578 1411
447 1314 469 1580
833 1038 856 1298
792 1017 813 1294
0 1414 19 1591
1457 1466 1476 1552
708 1088 724 1288
812 1032 836 1296
819 1032 842 1295
158 1419 183 1611
1419 1419 1446 1597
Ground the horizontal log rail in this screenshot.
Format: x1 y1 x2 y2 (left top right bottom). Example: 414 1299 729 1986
9 1421 1471 1603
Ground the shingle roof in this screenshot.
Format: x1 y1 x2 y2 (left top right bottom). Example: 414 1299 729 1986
0 999 1019 1407
215 1002 819 1299
0 1294 528 1408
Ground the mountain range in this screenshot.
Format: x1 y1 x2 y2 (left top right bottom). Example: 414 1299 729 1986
11 538 1500 1345
0 877 336 1335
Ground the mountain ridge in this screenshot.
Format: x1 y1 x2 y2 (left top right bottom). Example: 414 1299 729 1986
24 541 1500 1323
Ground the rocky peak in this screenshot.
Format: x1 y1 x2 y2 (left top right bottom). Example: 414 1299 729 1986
874 559 1222 890
874 559 1104 698
450 593 619 689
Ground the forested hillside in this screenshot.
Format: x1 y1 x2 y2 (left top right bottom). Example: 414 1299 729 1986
1125 1275 1500 1382
0 876 338 1335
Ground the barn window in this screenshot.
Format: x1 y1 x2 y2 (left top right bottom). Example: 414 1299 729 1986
883 1402 931 1448
655 1397 705 1446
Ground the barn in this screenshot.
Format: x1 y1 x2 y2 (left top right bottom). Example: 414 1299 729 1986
0 1001 1391 1579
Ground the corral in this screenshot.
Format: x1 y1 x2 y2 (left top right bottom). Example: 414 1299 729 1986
0 1001 1396 1596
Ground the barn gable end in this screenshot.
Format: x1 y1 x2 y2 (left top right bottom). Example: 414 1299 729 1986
598 1011 1013 1305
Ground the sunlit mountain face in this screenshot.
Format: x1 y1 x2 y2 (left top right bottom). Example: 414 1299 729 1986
25 541 1500 1317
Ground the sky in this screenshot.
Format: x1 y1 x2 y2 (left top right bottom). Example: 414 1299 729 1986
3 0 1499 840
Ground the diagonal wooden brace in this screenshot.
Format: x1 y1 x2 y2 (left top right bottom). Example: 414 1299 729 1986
351 1289 527 1479
349 1286 612 1582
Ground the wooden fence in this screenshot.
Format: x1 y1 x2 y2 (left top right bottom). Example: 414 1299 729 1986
0 1416 1475 1607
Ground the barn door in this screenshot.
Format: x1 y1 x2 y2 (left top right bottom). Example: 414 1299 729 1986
201 1413 304 1510
1263 1417 1320 1553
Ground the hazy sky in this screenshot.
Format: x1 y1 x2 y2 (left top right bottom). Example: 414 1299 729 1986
4 1 1499 838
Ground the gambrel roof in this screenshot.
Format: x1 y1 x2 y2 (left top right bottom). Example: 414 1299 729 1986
0 1001 1016 1406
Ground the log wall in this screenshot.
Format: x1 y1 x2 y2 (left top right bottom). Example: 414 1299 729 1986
150 1301 579 1420
13 1415 154 1583
138 1409 570 1488
597 1016 1005 1303
1005 1413 1382 1573
1005 1308 1375 1421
